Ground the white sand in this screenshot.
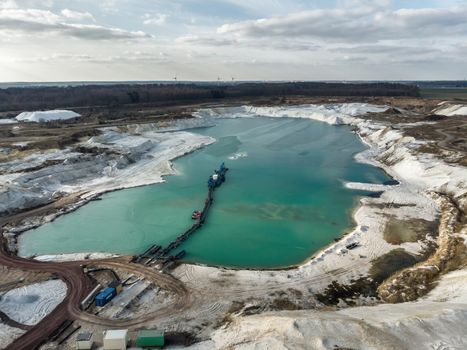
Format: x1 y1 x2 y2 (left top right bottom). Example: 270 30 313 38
185 266 467 350
194 103 388 125
0 323 25 349
34 252 119 262
15 110 80 123
0 280 67 326
434 103 467 116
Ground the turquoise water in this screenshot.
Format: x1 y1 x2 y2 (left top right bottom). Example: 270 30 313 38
19 117 389 268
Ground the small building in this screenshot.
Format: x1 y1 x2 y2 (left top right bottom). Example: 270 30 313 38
103 329 128 350
109 280 123 294
136 330 165 348
76 332 93 350
95 287 116 307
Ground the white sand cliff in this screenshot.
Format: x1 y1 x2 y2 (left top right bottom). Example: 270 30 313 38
15 110 81 123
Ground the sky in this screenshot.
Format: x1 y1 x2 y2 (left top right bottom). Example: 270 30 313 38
0 0 466 82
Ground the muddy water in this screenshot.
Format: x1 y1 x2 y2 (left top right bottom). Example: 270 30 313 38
20 117 390 268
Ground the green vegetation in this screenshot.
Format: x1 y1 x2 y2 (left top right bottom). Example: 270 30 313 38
420 88 467 100
0 82 419 112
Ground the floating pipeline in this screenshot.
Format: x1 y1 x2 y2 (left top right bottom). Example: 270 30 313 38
133 244 161 263
135 163 229 265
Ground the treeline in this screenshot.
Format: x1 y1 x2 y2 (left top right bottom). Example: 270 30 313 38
0 82 419 112
411 81 467 88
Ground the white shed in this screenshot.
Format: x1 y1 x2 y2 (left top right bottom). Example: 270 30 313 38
76 332 93 350
103 329 128 350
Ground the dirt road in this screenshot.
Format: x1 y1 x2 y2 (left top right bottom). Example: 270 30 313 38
0 238 194 349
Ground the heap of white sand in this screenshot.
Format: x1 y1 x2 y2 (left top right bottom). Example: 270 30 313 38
0 280 67 326
433 102 467 116
15 110 80 123
34 252 118 262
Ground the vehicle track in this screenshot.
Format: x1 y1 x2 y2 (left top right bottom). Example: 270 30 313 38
434 121 467 153
72 261 194 327
0 310 32 331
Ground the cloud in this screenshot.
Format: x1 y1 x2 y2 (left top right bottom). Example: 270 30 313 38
99 0 120 14
61 24 150 40
12 53 93 63
217 6 467 43
143 13 168 26
60 9 95 22
103 50 170 63
0 0 18 9
0 8 151 40
12 51 170 64
175 34 319 51
2 1 466 81
331 45 440 55
175 34 237 46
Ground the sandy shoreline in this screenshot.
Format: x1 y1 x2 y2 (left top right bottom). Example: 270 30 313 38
170 104 443 281
3 102 458 273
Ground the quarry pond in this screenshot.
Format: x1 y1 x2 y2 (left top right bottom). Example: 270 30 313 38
19 116 390 268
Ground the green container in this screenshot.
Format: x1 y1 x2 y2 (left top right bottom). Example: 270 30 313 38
136 330 165 347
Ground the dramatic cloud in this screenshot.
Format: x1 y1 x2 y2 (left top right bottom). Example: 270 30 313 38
1 0 466 81
176 34 319 52
217 6 467 42
331 45 440 55
0 8 150 40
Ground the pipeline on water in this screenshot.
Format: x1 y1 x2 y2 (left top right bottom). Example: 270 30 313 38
135 163 229 266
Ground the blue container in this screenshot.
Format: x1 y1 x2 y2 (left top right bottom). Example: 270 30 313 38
95 287 116 307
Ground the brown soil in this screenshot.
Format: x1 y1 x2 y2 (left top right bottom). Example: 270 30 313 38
315 248 420 306
383 218 438 245
0 266 51 293
377 194 467 303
